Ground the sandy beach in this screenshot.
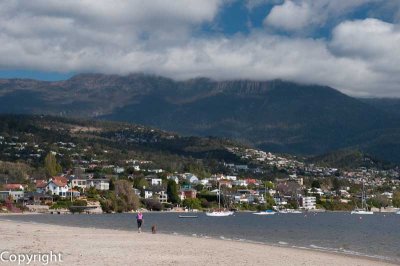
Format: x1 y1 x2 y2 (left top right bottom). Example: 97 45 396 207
0 219 396 266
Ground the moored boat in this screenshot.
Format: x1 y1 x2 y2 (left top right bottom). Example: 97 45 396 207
206 183 234 217
253 210 276 215
351 179 373 215
178 215 199 218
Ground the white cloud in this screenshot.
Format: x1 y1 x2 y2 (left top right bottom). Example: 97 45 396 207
263 0 378 32
0 1 399 97
264 1 312 31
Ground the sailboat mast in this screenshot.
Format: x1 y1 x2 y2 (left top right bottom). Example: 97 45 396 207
362 179 366 210
264 182 267 204
218 183 221 209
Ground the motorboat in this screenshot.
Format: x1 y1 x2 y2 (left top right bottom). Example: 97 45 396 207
253 210 276 215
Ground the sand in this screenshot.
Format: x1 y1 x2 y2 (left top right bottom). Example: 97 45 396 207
0 219 396 266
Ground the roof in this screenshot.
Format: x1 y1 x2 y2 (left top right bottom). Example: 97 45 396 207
35 180 47 188
52 176 68 184
49 179 67 187
4 184 23 190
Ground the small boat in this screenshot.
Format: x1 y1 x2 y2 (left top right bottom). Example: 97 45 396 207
178 215 199 218
279 209 302 214
205 211 234 217
253 210 276 215
351 210 373 215
396 211 400 215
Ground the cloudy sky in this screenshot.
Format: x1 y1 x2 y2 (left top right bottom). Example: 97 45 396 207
0 0 399 97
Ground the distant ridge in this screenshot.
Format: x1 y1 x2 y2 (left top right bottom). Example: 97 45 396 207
1 73 400 162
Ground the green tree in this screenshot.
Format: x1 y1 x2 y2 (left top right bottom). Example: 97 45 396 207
182 198 202 210
311 179 321 188
44 152 62 176
391 191 400 207
114 180 140 211
167 179 180 204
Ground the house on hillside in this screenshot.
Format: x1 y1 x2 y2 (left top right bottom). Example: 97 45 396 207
66 189 81 198
301 196 316 209
0 190 24 202
3 184 24 191
185 173 199 184
71 179 88 190
181 189 197 199
46 179 69 197
155 191 168 203
151 178 162 186
22 192 53 205
35 180 47 194
144 190 153 199
167 175 179 184
87 179 109 191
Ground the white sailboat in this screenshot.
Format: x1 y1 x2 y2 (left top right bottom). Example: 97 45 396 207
351 179 373 215
206 183 233 217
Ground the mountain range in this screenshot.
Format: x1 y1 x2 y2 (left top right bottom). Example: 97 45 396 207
1 73 400 163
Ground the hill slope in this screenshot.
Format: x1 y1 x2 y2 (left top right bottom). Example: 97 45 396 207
1 74 400 162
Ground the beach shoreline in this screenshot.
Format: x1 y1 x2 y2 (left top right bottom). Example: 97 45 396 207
0 219 397 266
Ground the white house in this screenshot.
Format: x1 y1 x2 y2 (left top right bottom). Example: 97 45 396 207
151 178 162 186
46 180 69 197
71 179 87 190
302 196 316 210
233 180 248 187
87 179 110 191
167 175 179 184
308 188 324 196
225 175 237 181
144 190 153 199
185 173 199 184
155 191 168 203
114 167 125 174
0 191 24 202
148 169 164 173
199 179 210 186
382 192 393 199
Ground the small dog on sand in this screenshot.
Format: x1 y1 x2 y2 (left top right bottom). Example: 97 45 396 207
151 225 157 234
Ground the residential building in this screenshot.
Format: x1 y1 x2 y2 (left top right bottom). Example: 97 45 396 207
155 191 168 203
0 191 24 202
182 189 197 199
302 196 316 210
46 180 69 197
66 189 81 198
87 179 109 191
151 178 162 186
35 180 47 194
185 173 199 184
3 184 24 191
144 190 153 199
167 175 179 184
114 167 125 174
71 179 87 190
233 180 248 187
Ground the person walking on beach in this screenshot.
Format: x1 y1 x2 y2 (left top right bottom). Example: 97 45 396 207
136 212 143 233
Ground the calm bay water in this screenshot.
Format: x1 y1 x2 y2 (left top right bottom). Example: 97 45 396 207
1 212 399 263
